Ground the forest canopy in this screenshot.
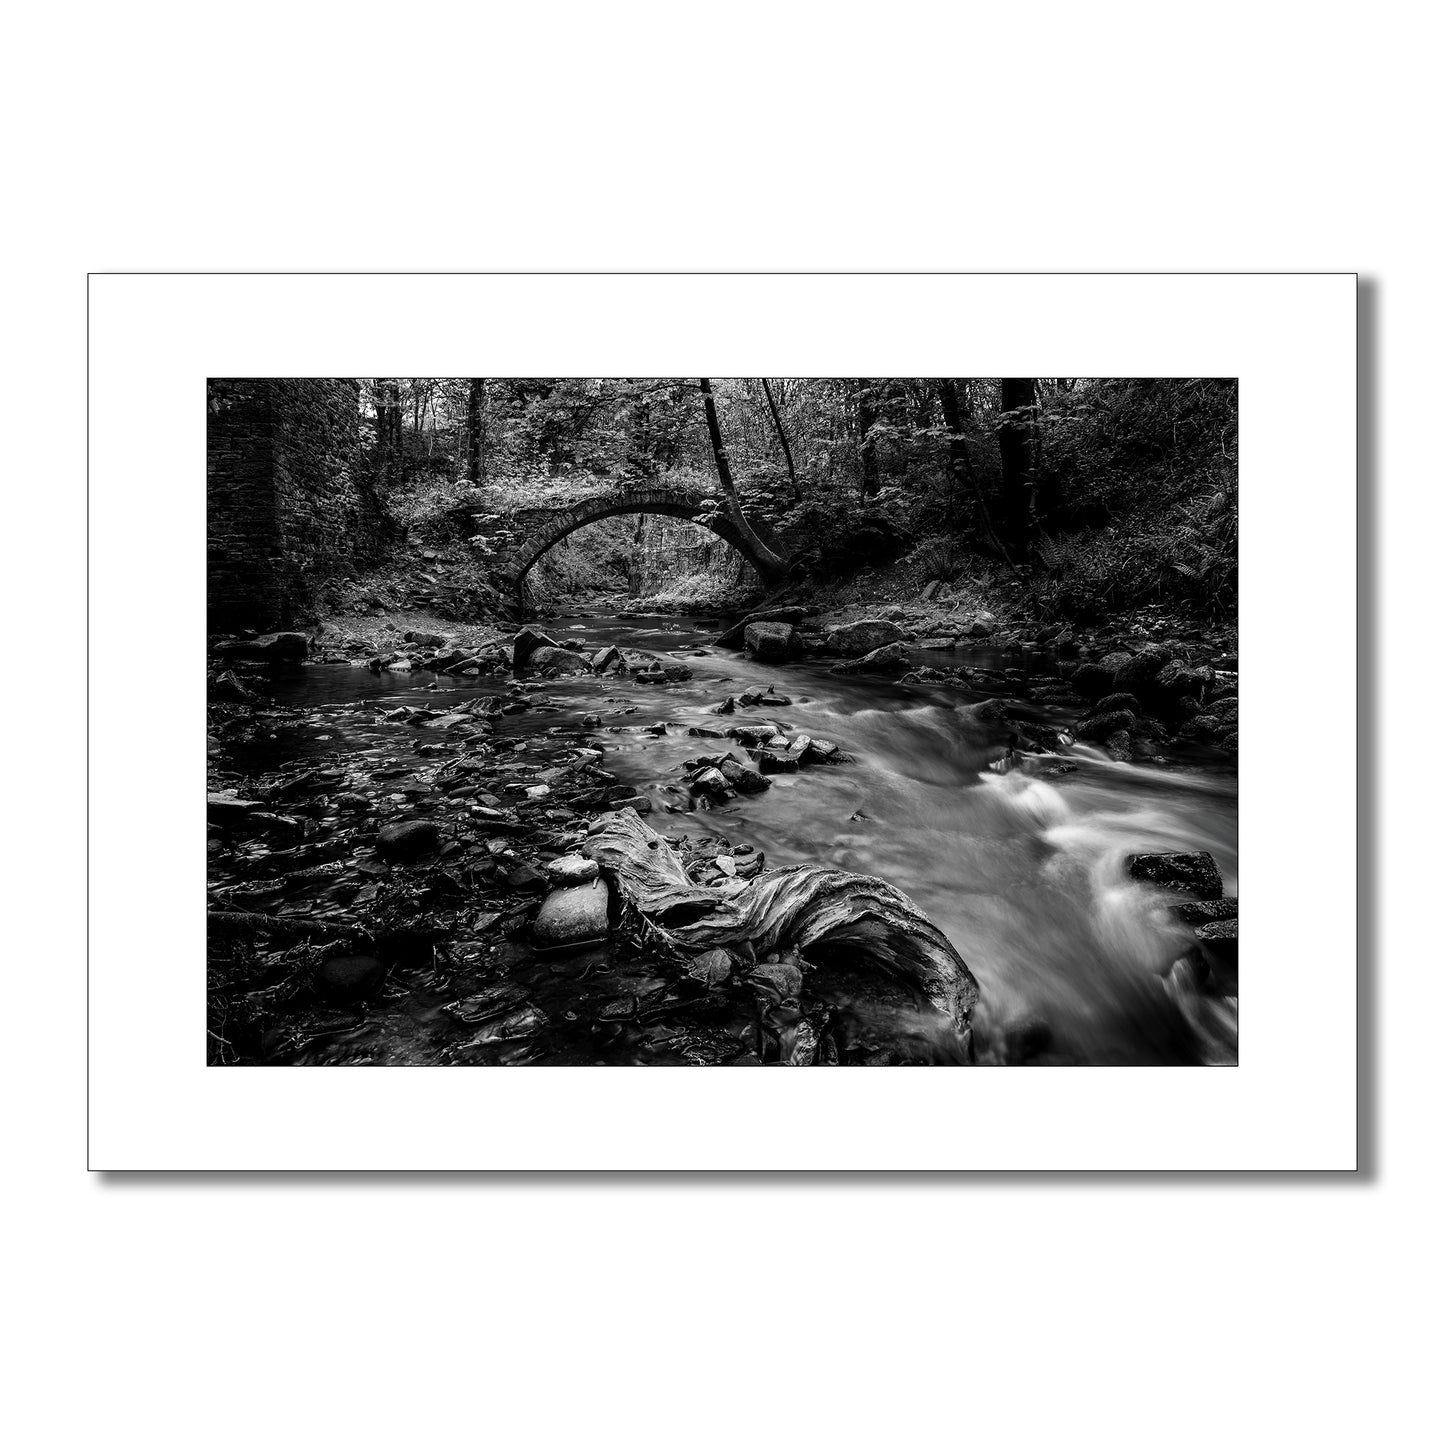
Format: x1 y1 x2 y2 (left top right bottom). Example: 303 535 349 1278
362 376 1238 621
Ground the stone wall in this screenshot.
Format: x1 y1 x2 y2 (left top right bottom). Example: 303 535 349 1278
207 379 389 631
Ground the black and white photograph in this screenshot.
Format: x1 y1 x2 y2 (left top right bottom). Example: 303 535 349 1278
206 375 1239 1067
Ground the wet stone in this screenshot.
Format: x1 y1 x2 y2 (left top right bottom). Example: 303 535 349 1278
750 749 798 774
744 620 797 661
825 618 908 656
465 1004 548 1045
505 862 548 891
1168 898 1238 926
1127 851 1224 900
533 877 611 948
443 982 531 1023
717 757 770 794
376 818 441 862
546 854 600 886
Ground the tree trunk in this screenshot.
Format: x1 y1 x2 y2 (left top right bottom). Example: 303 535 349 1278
698 379 789 580
465 378 485 482
940 379 1017 571
998 377 1038 544
376 379 402 489
760 377 801 500
857 380 881 499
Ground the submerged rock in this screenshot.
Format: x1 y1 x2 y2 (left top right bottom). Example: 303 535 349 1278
315 953 387 1002
217 631 309 663
533 877 611 948
376 818 441 862
635 663 693 684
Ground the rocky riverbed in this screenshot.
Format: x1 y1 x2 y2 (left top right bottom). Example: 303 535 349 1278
207 600 1239 1066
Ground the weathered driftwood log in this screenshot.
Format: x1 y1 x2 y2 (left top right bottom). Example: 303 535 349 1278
581 808 979 1037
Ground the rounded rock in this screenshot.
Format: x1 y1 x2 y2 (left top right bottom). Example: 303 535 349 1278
533 878 611 949
546 855 600 886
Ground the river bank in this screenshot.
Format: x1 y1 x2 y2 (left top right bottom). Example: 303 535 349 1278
207 599 1238 1067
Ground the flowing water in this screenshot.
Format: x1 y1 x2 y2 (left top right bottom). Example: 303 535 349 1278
231 612 1238 1065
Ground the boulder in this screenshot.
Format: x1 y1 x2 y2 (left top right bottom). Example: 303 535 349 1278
823 618 909 657
966 616 998 638
404 630 447 648
743 620 797 661
750 749 799 774
376 818 441 863
1115 647 1168 689
1067 663 1117 698
714 606 809 649
1076 709 1137 741
1127 851 1224 900
533 878 611 949
830 642 910 675
591 645 623 672
506 862 548 891
1092 692 1142 716
526 646 591 675
512 627 561 669
314 953 387 1002
1156 659 1214 693
1104 730 1133 762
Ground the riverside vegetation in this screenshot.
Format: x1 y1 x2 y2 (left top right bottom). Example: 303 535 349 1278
206 378 1238 1066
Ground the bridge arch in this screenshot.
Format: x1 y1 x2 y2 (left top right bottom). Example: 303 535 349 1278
491 485 787 603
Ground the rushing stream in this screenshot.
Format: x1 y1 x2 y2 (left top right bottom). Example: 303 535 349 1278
223 612 1238 1065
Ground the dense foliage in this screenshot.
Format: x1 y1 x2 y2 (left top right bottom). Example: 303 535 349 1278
360 375 1237 621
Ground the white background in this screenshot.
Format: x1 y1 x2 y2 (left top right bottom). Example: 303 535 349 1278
7 4 1440 1444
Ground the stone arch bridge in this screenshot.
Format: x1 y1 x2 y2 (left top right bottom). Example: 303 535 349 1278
488 483 789 604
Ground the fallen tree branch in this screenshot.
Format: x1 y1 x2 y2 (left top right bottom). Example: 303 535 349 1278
581 808 979 1035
